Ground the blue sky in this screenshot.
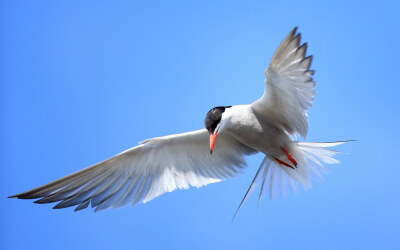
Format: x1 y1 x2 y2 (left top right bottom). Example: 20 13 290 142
1 1 399 249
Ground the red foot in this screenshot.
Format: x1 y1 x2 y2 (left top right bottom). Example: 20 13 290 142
273 157 295 169
282 147 297 167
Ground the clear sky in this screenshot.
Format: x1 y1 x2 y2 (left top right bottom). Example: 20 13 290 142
1 1 399 249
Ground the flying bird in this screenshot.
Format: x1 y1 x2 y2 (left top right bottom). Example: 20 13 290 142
10 27 350 215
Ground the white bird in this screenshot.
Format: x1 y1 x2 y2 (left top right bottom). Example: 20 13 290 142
10 27 350 215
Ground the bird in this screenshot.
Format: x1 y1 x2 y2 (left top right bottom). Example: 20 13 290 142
9 27 350 215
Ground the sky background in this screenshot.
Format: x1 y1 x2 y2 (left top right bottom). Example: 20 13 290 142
1 1 399 249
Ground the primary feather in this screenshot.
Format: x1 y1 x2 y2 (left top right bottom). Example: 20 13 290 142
10 28 351 216
252 27 316 138
10 129 255 212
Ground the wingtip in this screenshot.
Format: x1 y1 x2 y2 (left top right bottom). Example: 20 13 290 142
74 206 86 212
292 26 298 34
288 27 298 40
74 200 90 212
52 204 63 209
299 42 308 53
8 191 26 199
8 193 33 199
74 207 82 212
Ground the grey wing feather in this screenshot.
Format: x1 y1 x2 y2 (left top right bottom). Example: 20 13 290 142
252 27 315 138
10 129 256 212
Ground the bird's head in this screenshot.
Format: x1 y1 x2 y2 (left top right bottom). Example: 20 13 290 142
204 106 231 154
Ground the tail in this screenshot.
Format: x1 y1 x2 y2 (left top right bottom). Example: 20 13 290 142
233 141 352 219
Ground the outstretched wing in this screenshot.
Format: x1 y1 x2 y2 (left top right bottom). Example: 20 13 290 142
252 27 316 138
10 129 255 212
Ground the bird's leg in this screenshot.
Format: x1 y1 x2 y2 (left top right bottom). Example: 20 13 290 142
282 147 297 167
273 157 295 169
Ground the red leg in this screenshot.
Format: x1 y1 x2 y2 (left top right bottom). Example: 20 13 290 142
282 147 297 167
273 157 295 169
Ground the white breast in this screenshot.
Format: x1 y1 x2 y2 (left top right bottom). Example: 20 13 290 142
220 105 292 157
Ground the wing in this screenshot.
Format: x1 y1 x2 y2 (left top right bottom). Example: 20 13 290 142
252 27 316 138
10 129 256 212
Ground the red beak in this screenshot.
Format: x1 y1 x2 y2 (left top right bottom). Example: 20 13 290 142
209 130 218 154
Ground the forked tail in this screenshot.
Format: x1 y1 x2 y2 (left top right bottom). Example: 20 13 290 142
233 140 353 220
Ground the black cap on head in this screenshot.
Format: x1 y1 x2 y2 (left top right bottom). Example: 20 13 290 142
204 106 231 134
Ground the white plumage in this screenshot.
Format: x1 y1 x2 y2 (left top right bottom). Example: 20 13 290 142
10 27 350 215
253 28 315 138
13 129 255 212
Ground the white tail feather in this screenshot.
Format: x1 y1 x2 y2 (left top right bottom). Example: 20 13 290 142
234 141 350 218
258 141 348 201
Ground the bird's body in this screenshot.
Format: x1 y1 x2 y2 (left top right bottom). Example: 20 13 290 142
219 104 292 158
10 27 350 215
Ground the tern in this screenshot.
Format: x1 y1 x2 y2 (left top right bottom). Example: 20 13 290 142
10 27 350 215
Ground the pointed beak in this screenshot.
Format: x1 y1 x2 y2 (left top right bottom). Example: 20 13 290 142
209 129 218 154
